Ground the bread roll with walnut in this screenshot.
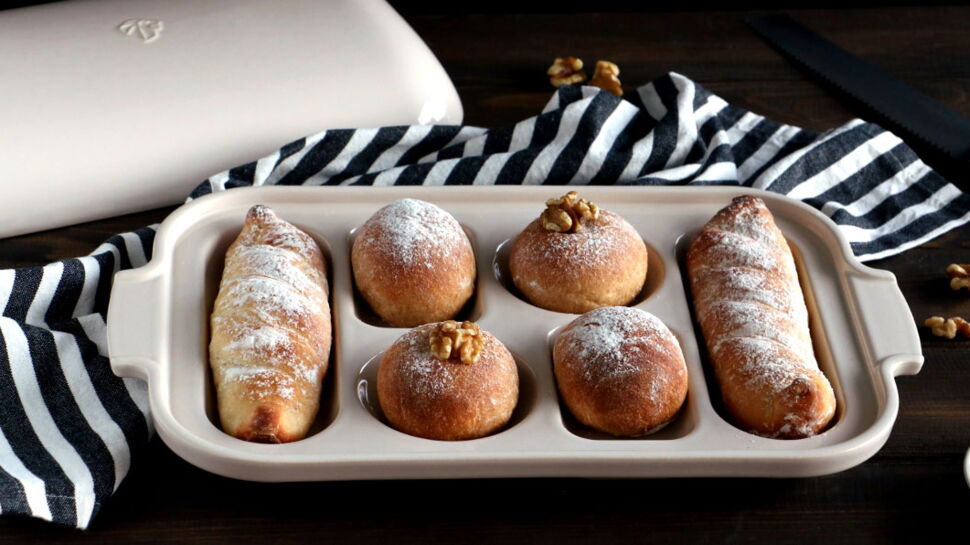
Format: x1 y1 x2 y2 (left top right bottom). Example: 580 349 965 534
209 205 331 443
352 199 476 327
510 191 647 314
378 321 518 441
687 195 835 439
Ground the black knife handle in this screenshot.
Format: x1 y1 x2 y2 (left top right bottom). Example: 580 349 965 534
747 14 970 191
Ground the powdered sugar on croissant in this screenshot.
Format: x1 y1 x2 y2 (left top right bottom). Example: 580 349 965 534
687 195 835 439
209 205 331 443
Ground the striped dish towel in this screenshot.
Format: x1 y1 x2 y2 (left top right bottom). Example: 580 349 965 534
2 72 967 528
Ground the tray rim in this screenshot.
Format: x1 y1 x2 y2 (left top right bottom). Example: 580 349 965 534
106 185 924 480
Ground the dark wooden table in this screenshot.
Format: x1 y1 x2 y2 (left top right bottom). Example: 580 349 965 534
1 6 968 544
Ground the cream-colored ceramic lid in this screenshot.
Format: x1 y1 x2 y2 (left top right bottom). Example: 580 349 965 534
0 0 462 237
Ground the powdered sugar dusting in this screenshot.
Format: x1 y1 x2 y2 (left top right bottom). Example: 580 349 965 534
229 244 327 294
706 301 812 357
557 307 682 396
538 211 640 268
222 276 314 321
356 198 467 266
220 366 296 401
696 229 778 271
266 229 315 258
246 204 318 259
727 337 816 396
776 411 825 439
707 266 772 294
395 328 460 401
225 325 290 353
708 197 778 246
694 266 797 317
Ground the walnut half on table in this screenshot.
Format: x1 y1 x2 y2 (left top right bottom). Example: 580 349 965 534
589 60 623 96
547 57 624 96
924 316 970 339
946 263 970 291
548 56 586 87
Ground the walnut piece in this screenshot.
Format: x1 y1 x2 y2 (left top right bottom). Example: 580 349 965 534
429 320 484 364
925 316 956 338
541 191 600 233
589 60 623 96
946 263 970 291
548 57 587 87
955 317 970 336
542 207 573 232
925 316 970 339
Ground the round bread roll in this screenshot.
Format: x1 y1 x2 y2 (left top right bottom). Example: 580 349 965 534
352 199 476 327
553 306 688 436
378 321 519 441
509 192 647 314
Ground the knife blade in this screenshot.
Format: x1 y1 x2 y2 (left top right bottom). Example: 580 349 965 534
746 14 970 189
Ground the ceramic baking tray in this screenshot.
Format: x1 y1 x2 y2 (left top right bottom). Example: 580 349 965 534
106 186 924 480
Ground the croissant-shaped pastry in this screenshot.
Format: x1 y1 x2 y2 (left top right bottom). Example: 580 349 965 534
687 195 835 439
209 205 331 443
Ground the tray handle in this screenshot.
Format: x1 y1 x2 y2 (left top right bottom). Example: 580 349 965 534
845 265 924 377
106 265 166 382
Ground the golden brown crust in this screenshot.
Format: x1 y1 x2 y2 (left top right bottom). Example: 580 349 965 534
509 210 647 314
686 195 835 439
351 199 476 327
553 306 688 436
377 323 518 441
244 406 284 444
713 338 834 439
209 205 331 443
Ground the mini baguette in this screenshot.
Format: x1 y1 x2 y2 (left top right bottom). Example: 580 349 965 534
209 205 331 443
687 195 835 438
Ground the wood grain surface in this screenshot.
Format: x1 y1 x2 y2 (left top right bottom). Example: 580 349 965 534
1 6 968 544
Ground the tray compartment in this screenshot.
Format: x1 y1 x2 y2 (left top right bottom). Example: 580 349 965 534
347 223 484 327
188 218 343 442
544 323 698 441
491 235 667 312
355 350 539 441
672 231 846 440
106 186 921 480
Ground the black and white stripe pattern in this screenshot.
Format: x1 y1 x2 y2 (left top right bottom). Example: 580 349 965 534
188 73 970 260
0 231 153 527
1 72 967 528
